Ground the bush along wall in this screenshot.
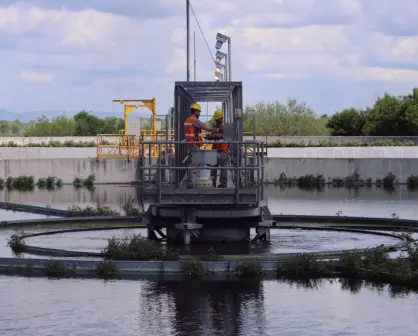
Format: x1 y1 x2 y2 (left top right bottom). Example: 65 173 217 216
0 139 417 148
265 139 417 147
0 140 101 147
265 171 418 190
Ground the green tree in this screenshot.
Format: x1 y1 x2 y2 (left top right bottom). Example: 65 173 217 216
243 98 329 135
326 108 367 136
23 116 75 136
0 120 9 134
101 117 124 134
73 111 104 136
362 89 418 136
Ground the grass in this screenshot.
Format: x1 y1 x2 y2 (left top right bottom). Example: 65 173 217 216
102 234 178 261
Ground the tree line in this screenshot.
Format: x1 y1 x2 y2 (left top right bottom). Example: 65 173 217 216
0 111 151 136
326 88 418 136
1 87 417 137
243 87 418 136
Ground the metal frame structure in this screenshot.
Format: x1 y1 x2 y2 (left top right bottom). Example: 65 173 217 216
173 81 243 184
135 81 272 244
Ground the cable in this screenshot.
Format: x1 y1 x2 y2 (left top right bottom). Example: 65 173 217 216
189 2 215 63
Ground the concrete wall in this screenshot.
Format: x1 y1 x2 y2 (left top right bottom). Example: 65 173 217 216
1 147 418 183
0 148 96 159
245 136 418 144
0 156 417 183
0 158 138 183
2 135 418 146
267 147 418 158
3 147 418 160
264 158 418 182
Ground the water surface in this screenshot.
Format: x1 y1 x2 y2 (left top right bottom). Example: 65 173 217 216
0 276 416 336
1 185 417 219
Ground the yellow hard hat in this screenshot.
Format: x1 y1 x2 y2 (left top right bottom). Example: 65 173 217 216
190 103 201 112
213 109 224 120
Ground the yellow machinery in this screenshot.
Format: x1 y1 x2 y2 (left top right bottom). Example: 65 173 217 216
95 98 258 160
96 98 174 160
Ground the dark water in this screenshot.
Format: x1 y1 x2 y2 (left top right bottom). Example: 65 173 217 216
1 185 417 219
1 186 417 334
0 276 417 336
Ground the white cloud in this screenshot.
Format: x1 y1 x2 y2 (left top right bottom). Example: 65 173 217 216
0 0 417 116
20 71 52 82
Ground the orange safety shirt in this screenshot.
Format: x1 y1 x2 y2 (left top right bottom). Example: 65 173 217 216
211 126 228 152
184 114 203 148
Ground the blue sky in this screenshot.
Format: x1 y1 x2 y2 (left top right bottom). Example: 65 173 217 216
0 0 417 118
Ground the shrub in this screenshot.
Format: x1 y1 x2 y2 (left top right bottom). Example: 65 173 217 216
44 260 71 278
96 260 119 279
235 260 266 278
8 229 26 254
102 235 178 261
182 259 210 279
67 205 120 216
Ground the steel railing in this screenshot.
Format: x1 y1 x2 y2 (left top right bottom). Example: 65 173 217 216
135 140 265 205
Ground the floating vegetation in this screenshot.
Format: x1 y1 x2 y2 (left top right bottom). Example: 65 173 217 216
36 176 63 189
73 174 96 189
407 175 418 190
7 229 26 254
102 234 178 261
268 171 398 190
2 176 35 191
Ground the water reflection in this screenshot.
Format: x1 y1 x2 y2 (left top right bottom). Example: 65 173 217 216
0 275 417 335
1 185 418 219
277 276 418 299
140 280 265 336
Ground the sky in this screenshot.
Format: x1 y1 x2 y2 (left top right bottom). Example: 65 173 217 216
0 0 418 118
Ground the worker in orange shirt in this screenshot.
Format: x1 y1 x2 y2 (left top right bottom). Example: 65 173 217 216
184 103 215 188
206 109 229 188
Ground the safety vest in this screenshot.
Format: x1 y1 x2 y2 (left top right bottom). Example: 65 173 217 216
184 115 203 148
211 126 228 152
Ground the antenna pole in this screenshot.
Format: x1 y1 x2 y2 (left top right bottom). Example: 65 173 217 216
193 31 196 81
186 0 190 81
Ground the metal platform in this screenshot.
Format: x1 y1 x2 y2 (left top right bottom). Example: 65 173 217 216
139 186 260 204
136 140 265 206
136 81 272 244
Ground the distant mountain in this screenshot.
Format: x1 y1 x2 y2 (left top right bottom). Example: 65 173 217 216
0 109 148 122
